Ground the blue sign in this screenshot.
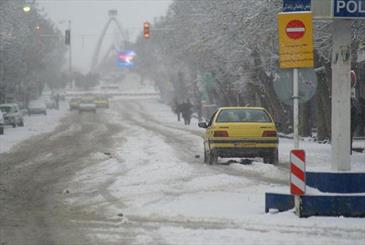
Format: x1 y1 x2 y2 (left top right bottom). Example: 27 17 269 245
283 0 311 12
334 0 365 18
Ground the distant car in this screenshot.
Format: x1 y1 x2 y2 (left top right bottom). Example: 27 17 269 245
69 98 81 110
0 111 4 135
0 103 24 128
44 96 57 109
78 98 96 113
28 100 47 115
95 96 109 108
198 107 279 165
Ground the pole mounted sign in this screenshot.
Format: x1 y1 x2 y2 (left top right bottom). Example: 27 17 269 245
334 0 365 18
283 0 311 12
278 12 314 69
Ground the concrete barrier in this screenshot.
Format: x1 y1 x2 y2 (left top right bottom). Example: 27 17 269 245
306 171 365 193
265 171 365 217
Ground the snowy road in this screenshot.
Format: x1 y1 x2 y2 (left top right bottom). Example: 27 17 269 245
0 97 364 245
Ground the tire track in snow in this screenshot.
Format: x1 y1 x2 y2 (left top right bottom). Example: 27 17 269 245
114 99 288 186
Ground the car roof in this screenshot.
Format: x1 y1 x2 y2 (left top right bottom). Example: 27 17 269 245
0 103 17 107
29 100 45 104
218 107 266 110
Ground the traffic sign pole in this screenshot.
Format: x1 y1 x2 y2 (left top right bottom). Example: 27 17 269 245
293 68 300 149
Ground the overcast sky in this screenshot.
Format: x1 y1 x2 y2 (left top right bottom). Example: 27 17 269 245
37 0 172 73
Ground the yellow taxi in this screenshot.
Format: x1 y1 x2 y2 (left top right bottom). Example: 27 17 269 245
198 107 279 165
95 96 109 108
69 97 81 110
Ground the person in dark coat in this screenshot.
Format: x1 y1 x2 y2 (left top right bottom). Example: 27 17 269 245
181 99 193 125
351 97 365 153
173 99 182 122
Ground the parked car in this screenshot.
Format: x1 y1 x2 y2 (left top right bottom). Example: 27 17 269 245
198 107 279 165
0 110 4 135
69 98 81 110
28 100 47 115
78 97 96 113
0 103 24 128
44 96 57 109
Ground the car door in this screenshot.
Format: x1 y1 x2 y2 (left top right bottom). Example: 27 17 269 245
13 106 20 123
204 111 217 152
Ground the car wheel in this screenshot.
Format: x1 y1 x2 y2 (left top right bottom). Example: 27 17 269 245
0 127 3 135
203 146 208 164
264 150 278 165
208 150 218 165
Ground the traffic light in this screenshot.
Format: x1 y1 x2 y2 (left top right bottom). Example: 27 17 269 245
143 21 150 39
65 29 71 45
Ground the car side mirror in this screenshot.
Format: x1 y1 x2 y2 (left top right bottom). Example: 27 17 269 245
198 122 208 128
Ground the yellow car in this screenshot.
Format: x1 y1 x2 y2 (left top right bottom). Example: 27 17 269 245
198 107 279 165
95 96 109 108
69 98 81 110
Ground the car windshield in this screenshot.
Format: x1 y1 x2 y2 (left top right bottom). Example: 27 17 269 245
216 109 272 123
0 106 12 113
29 101 45 106
81 100 94 104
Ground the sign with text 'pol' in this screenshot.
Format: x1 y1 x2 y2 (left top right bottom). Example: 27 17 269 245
334 0 365 18
278 12 314 69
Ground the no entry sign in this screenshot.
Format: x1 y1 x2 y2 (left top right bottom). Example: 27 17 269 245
278 12 314 69
286 20 306 39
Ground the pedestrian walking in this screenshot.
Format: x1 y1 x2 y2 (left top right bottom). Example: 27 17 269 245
173 99 182 122
181 99 193 125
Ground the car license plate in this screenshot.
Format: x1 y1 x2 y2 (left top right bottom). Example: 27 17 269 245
238 143 255 148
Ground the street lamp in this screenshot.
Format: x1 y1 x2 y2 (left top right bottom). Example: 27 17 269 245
23 5 31 13
23 0 35 13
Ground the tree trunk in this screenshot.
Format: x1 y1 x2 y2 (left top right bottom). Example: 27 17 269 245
299 100 312 137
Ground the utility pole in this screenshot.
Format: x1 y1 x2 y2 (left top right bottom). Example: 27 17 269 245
331 19 352 171
0 38 4 103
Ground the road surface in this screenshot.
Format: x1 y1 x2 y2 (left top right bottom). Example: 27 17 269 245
0 97 363 245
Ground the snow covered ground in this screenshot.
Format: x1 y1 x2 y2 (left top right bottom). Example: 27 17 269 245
0 102 68 154
1 75 363 244
64 81 364 245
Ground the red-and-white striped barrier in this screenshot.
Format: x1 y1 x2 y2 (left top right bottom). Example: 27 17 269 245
290 150 306 195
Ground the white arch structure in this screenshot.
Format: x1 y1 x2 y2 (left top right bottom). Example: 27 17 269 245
90 16 127 71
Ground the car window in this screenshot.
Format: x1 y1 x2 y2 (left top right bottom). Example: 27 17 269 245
208 111 217 127
216 109 272 123
0 106 11 113
82 100 94 104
